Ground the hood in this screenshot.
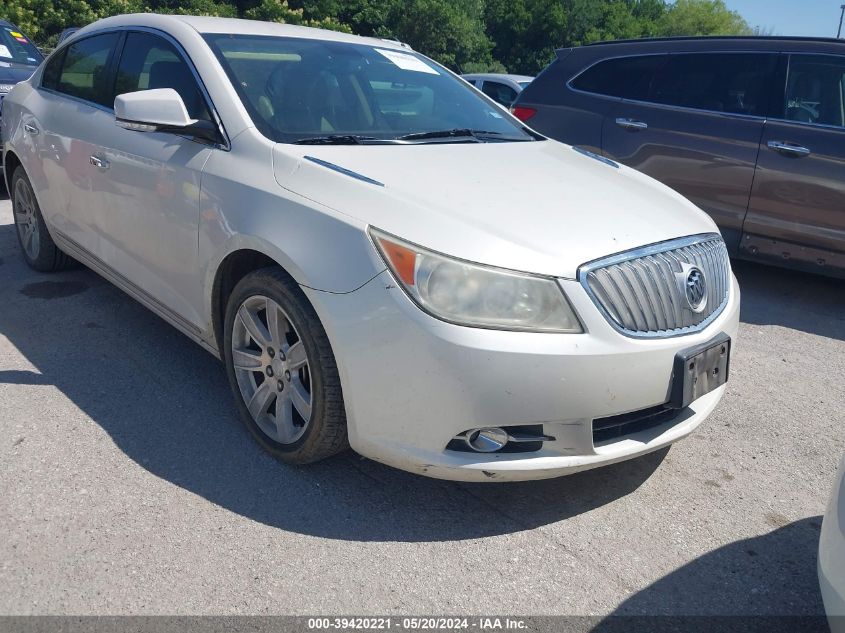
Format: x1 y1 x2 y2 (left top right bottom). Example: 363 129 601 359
273 139 719 279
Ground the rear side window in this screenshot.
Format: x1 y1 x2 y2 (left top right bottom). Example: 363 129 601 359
481 80 517 107
571 55 665 101
113 31 211 122
649 53 777 117
42 49 66 91
55 33 120 107
783 55 845 128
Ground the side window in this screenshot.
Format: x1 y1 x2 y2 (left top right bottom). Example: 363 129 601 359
648 53 777 117
114 31 211 121
784 55 845 128
481 81 517 107
41 49 66 91
55 33 120 107
571 55 665 101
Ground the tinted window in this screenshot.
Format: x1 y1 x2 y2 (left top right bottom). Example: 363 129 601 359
114 31 211 121
0 24 42 67
481 81 517 107
571 55 665 101
783 55 845 128
56 33 120 107
204 34 534 144
649 53 777 116
42 49 66 91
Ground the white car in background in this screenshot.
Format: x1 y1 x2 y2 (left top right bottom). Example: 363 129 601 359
461 72 534 107
2 14 739 482
821 454 845 632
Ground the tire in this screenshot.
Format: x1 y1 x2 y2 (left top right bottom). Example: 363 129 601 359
11 167 76 272
223 267 348 464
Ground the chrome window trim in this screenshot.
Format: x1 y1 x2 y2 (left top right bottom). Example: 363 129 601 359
565 50 778 123
37 25 230 150
577 233 730 339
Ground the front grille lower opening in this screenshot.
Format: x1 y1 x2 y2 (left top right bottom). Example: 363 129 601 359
592 405 680 444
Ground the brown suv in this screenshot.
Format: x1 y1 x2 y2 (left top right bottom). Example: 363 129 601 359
513 37 845 278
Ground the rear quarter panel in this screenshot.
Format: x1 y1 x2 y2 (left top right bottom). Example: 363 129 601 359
515 48 618 153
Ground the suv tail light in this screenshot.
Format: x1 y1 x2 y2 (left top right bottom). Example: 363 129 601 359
511 106 537 122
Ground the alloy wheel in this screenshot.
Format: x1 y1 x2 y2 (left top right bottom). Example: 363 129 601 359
231 295 313 444
14 178 40 260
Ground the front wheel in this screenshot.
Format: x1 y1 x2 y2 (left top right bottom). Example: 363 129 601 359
223 268 348 464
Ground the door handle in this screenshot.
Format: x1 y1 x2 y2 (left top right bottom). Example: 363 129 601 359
767 140 811 157
615 117 648 131
89 155 110 170
24 123 39 135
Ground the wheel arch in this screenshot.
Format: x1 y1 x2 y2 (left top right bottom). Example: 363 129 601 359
210 247 300 356
3 149 22 192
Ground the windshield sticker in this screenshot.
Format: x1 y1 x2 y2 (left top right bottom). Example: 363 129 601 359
0 45 12 59
15 38 29 44
375 49 438 75
10 31 23 38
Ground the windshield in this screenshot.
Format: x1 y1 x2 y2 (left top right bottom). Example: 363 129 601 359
203 34 534 144
0 25 42 67
518 81 532 89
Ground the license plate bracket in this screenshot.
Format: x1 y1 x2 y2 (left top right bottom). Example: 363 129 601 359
669 333 731 409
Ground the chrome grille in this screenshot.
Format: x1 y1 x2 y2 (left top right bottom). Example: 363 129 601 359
580 234 731 337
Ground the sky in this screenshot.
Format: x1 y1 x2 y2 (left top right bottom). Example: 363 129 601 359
725 0 845 37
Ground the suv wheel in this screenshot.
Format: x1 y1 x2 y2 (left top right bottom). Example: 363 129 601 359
223 268 348 463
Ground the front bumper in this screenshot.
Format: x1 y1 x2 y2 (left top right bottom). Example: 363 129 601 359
306 269 740 482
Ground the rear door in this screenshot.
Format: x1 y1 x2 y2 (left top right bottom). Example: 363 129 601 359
742 53 845 273
34 31 121 255
600 52 778 252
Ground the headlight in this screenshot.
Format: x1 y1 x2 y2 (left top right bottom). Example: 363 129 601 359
370 228 582 332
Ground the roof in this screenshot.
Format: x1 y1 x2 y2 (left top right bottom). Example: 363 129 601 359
461 73 534 82
584 35 845 47
75 14 410 51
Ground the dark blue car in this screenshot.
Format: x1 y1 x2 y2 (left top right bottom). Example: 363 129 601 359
0 19 43 168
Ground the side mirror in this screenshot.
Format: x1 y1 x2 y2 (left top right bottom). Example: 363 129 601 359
114 88 221 144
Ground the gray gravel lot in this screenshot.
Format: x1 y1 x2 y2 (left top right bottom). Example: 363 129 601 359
0 191 842 617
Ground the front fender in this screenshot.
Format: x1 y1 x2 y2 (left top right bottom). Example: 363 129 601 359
198 146 387 334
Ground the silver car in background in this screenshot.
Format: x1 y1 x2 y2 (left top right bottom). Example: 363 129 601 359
461 72 533 107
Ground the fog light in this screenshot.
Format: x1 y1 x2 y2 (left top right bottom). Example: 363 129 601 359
465 427 509 453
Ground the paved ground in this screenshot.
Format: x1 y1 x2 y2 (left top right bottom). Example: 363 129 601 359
0 190 842 617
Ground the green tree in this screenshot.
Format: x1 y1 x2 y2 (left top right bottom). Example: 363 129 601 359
656 0 751 37
484 0 568 74
242 0 350 31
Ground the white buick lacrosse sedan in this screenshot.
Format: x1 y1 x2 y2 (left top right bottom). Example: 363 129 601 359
1 14 740 481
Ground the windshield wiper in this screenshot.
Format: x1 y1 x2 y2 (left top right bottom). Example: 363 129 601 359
294 135 378 145
395 128 484 142
395 128 533 143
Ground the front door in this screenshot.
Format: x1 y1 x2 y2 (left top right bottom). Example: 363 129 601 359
90 31 218 328
743 54 845 273
601 52 779 252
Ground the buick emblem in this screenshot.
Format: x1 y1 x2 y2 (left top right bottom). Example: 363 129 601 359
677 263 707 313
